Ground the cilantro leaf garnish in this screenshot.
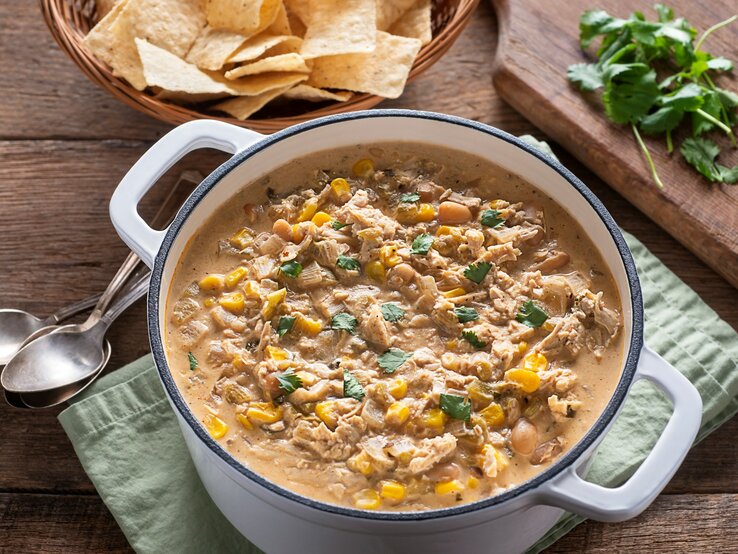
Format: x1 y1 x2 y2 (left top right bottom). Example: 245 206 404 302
381 303 405 322
377 348 412 374
680 137 738 184
439 393 471 421
276 368 303 394
481 209 505 228
515 300 549 328
336 255 361 271
331 312 358 334
463 262 492 284
399 192 420 203
280 260 303 278
462 330 487 349
454 306 480 323
343 369 365 401
187 351 198 371
332 221 352 230
568 6 738 187
277 316 295 337
410 233 434 255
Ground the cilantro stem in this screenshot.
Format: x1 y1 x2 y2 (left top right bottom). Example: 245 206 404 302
695 108 737 147
695 15 737 53
632 123 665 189
666 129 673 154
702 73 717 90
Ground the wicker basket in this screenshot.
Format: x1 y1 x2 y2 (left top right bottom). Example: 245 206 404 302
40 0 479 133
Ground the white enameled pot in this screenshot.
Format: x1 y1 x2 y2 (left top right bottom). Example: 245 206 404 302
109 111 702 554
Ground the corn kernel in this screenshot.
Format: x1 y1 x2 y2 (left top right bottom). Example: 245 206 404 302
504 368 541 393
352 158 374 177
347 450 374 476
266 345 288 360
482 444 510 472
261 288 286 319
435 480 464 496
446 339 458 350
385 402 410 426
296 197 318 223
315 401 338 429
467 476 480 489
379 480 407 502
247 402 283 424
354 488 381 510
236 413 253 430
417 203 435 222
330 177 351 200
436 225 463 238
542 320 555 331
296 370 318 387
388 378 407 399
204 297 217 307
311 211 332 227
232 354 247 371
219 292 245 314
291 223 304 243
365 260 386 283
242 280 260 299
379 245 402 267
517 341 528 354
523 352 548 372
224 266 248 288
229 227 254 250
295 313 323 335
422 408 448 430
442 287 467 298
480 402 505 428
205 414 228 439
199 274 224 293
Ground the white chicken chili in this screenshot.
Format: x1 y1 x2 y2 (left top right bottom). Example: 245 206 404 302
165 143 624 511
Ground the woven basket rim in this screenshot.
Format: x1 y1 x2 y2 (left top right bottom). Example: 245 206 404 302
40 0 480 133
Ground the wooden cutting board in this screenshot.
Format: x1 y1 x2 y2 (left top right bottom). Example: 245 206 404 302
491 0 738 289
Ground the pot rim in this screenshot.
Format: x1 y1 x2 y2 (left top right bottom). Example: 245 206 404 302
148 109 644 521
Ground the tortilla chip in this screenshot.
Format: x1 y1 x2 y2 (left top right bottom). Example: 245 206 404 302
389 0 432 45
306 31 421 98
205 0 281 37
283 84 352 102
228 34 301 64
268 1 292 35
225 53 310 79
284 0 309 24
136 38 307 95
186 26 249 71
300 0 376 60
85 0 205 90
376 0 417 30
213 85 293 119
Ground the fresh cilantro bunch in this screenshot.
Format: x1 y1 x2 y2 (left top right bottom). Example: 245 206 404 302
568 4 737 187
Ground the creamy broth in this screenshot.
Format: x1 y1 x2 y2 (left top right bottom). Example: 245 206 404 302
165 143 624 511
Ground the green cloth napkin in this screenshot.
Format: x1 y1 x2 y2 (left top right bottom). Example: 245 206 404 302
58 139 738 553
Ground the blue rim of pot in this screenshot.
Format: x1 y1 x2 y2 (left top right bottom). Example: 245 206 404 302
147 109 644 521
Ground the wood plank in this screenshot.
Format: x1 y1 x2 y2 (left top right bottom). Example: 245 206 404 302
491 0 738 290
546 493 738 552
0 494 132 553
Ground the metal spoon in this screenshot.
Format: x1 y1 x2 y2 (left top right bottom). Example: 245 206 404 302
0 294 101 365
1 273 150 394
3 339 112 409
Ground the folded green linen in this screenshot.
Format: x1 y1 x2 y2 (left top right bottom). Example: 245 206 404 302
58 140 738 553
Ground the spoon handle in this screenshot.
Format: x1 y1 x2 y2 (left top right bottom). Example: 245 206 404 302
44 293 103 325
97 273 151 330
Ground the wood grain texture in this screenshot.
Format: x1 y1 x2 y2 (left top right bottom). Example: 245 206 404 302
491 0 738 289
0 2 736 552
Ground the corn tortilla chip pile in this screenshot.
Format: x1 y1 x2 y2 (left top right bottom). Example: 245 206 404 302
85 0 433 120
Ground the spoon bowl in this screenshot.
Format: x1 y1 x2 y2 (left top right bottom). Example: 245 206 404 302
0 310 46 365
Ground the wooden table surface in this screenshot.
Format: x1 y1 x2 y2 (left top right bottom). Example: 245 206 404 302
1 3 736 552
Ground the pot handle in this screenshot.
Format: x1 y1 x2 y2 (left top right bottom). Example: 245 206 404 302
538 345 702 522
109 120 264 267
